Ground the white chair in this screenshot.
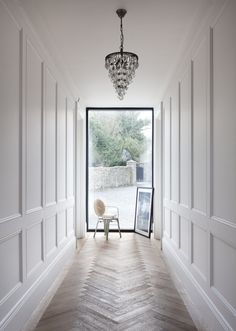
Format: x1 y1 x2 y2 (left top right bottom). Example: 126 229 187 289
93 199 122 240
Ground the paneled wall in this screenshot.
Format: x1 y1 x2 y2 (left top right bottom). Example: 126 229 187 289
162 0 236 330
0 1 75 330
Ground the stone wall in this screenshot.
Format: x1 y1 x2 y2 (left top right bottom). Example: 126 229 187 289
89 161 137 191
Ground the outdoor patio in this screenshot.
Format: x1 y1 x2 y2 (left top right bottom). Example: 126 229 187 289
88 185 137 230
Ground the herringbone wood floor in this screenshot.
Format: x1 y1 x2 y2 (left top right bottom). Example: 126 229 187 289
35 234 197 331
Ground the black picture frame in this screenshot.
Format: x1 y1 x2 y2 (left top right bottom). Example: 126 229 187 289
134 187 154 238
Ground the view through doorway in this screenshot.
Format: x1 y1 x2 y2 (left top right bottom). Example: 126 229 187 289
86 108 153 231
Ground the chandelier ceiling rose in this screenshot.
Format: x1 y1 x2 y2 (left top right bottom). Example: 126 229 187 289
116 9 127 19
105 8 139 100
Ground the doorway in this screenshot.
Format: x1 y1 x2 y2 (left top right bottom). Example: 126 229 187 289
86 108 153 231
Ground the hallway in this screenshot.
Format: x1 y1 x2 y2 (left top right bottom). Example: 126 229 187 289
34 234 196 331
1 0 236 329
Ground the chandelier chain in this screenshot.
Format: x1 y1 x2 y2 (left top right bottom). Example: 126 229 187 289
120 17 124 53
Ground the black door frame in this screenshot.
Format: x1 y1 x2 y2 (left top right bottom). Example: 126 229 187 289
86 107 154 232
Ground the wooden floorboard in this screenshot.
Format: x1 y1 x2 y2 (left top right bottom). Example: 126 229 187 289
35 234 197 331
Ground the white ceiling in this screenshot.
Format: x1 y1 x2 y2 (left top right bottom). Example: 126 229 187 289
19 0 214 109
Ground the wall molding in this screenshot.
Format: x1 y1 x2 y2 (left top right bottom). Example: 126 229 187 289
163 238 233 331
0 1 76 329
162 1 236 329
0 214 22 225
0 238 75 331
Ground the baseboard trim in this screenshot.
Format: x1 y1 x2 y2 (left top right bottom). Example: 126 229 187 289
162 238 232 331
23 237 88 331
1 238 76 331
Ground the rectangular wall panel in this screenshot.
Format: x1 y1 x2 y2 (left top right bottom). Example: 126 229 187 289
171 211 179 247
0 232 21 302
0 4 21 220
67 100 74 198
45 68 57 206
170 87 179 203
192 224 207 280
180 216 188 258
26 40 42 212
67 208 74 236
26 221 43 276
212 0 236 223
57 211 66 244
212 236 236 311
164 99 171 200
45 215 57 256
179 70 190 207
57 88 66 201
192 39 207 214
164 208 171 238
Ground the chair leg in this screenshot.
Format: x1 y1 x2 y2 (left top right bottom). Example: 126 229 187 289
117 219 122 238
106 221 109 241
93 220 100 238
103 220 110 240
104 220 106 236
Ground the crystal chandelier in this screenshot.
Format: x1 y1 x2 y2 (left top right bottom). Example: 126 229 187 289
105 9 139 100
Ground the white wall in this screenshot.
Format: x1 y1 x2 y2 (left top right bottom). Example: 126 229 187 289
75 110 86 239
153 108 163 240
162 0 236 330
0 1 76 329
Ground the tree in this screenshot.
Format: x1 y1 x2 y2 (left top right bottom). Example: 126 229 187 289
89 111 150 167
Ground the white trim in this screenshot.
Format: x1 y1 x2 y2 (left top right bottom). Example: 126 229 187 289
2 0 76 100
163 238 233 331
1 238 75 331
153 106 162 240
75 110 86 239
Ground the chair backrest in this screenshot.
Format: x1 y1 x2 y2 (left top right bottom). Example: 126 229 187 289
94 199 105 217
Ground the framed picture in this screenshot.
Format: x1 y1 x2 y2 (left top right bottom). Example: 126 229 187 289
134 187 154 238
